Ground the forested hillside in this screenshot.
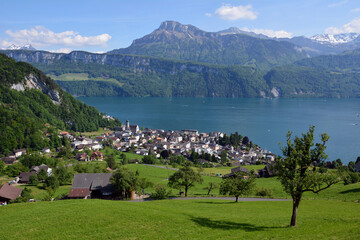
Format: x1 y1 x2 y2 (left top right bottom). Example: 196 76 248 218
264 49 360 97
0 53 121 155
2 47 360 98
22 53 268 97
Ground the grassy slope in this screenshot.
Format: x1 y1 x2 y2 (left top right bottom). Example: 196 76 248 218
10 162 360 201
0 199 358 239
48 73 122 85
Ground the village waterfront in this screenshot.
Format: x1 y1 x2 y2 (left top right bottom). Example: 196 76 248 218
78 97 360 164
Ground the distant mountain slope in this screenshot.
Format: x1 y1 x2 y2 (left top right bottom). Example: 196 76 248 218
109 21 308 71
0 53 120 154
1 50 268 98
2 47 360 99
264 49 360 97
279 34 360 56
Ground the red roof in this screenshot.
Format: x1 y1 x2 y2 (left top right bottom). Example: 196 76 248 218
0 184 22 200
68 188 91 198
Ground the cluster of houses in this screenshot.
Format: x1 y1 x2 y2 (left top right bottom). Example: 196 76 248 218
99 120 275 167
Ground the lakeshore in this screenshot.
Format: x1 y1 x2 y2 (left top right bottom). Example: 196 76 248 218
78 96 360 164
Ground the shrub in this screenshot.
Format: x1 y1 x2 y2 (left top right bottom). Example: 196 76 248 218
151 184 171 200
344 172 360 185
255 187 274 198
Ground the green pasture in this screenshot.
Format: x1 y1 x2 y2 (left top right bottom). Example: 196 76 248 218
0 199 358 239
48 73 122 85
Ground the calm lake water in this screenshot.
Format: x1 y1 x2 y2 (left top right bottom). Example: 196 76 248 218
78 97 360 164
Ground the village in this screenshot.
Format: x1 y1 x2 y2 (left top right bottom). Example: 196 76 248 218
69 120 276 167
0 119 280 203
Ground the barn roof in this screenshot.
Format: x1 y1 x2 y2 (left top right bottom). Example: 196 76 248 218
0 184 22 201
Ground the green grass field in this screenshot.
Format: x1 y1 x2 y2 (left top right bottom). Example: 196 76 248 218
0 199 358 239
76 128 113 137
47 73 123 86
8 162 360 202
196 165 265 176
17 184 72 200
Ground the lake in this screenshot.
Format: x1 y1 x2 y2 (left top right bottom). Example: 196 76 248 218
78 97 360 164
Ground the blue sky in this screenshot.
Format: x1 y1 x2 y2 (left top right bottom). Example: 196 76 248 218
1 0 360 53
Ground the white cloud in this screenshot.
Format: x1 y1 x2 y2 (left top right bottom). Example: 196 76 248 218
351 8 360 13
328 0 348 8
3 26 111 48
214 5 258 21
325 18 360 34
241 27 293 38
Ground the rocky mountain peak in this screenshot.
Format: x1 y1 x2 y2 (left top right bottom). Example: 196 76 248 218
158 21 202 34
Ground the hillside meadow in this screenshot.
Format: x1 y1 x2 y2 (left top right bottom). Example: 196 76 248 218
9 162 360 201
0 198 359 239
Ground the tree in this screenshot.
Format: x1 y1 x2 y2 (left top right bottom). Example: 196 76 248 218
0 160 5 175
168 161 203 197
242 136 250 146
55 166 72 185
111 167 152 199
45 175 60 190
333 158 344 169
348 161 355 172
37 169 48 182
29 174 39 186
160 150 170 159
12 187 33 203
142 155 158 164
6 163 27 177
105 154 117 169
220 151 228 165
219 172 255 202
204 182 218 195
274 126 339 227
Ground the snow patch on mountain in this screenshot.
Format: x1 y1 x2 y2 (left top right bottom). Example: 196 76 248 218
6 44 36 50
310 33 360 44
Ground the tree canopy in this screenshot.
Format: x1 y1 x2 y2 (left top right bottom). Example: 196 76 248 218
274 126 339 227
219 172 255 202
168 161 203 197
111 167 152 199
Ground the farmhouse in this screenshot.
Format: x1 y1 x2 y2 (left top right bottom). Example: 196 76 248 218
0 184 22 204
31 164 52 176
223 166 250 178
68 173 115 199
1 157 17 165
18 172 36 184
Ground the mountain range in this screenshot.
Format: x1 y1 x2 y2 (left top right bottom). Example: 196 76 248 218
111 21 360 58
1 21 360 98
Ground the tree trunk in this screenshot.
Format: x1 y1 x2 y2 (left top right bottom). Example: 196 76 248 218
290 199 300 227
185 186 188 197
207 189 211 195
235 195 239 202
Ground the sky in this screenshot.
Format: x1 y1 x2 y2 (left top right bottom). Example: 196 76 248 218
1 0 360 53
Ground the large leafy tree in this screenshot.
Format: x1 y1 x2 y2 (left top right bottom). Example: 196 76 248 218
219 172 255 202
111 167 152 199
274 126 339 227
168 161 203 197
